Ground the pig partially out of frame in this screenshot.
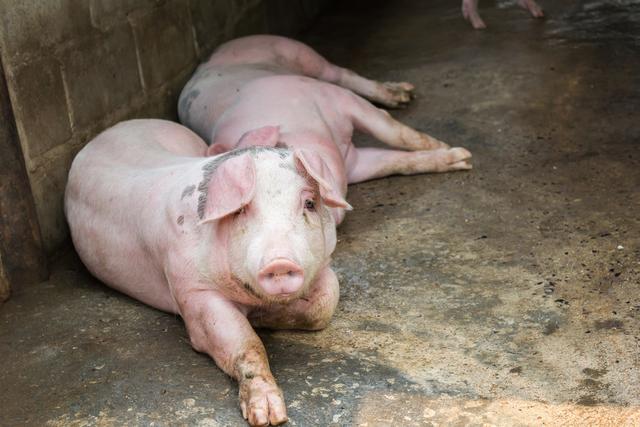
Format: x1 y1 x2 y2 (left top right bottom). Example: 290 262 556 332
65 35 471 426
462 0 544 30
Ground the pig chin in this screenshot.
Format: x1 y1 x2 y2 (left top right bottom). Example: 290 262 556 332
242 274 312 305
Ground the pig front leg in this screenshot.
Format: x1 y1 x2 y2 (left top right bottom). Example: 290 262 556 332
178 289 288 426
328 68 416 109
518 0 544 18
249 267 339 331
346 92 449 151
348 147 472 183
462 0 486 29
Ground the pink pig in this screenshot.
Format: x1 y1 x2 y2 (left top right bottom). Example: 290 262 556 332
66 35 471 426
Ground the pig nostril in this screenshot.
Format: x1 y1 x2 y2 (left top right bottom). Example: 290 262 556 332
258 259 304 295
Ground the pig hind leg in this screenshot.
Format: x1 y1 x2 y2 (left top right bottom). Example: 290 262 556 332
348 147 472 184
270 37 414 108
518 0 544 17
347 91 450 151
248 267 339 331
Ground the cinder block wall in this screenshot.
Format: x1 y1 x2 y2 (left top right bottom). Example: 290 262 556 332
0 0 329 253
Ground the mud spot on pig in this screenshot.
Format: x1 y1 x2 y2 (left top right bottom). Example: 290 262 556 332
181 185 196 200
243 282 261 299
179 89 200 118
197 157 227 219
197 194 207 220
177 215 184 225
279 162 296 172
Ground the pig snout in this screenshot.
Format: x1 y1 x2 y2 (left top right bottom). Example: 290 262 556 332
258 258 304 296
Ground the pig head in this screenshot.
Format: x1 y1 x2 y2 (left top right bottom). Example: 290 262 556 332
198 131 349 303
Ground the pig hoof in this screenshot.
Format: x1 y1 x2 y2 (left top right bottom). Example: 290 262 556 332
462 3 487 29
239 377 288 426
518 0 544 18
445 147 473 171
379 81 415 108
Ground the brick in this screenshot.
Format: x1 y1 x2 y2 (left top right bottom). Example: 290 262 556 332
231 0 269 39
61 24 142 130
132 70 190 120
0 62 48 296
8 56 72 159
130 0 196 90
189 0 233 57
89 0 166 31
0 0 91 63
29 144 78 253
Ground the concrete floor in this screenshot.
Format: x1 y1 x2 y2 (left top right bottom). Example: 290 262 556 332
2 1 639 425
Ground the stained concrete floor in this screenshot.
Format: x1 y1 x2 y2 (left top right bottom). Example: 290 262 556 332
2 1 640 425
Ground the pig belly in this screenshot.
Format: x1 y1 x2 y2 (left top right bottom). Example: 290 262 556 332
66 169 178 313
70 213 176 313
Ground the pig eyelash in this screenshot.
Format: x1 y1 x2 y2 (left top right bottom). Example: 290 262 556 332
234 206 246 217
304 199 316 211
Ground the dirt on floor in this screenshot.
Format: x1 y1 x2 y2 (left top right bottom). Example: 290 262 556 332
1 0 639 426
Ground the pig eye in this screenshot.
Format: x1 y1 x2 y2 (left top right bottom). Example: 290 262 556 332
304 199 316 211
234 206 246 217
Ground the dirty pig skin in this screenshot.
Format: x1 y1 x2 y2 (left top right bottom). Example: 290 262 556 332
65 36 471 427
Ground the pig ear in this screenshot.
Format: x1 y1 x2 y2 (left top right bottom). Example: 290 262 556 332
294 149 352 210
237 126 280 148
200 153 256 223
207 143 228 156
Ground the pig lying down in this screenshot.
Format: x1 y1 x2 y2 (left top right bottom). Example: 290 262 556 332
66 35 471 426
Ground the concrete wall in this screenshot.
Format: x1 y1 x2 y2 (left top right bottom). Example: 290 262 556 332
0 0 329 253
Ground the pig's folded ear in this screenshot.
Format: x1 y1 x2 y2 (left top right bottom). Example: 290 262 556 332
237 125 280 147
200 153 256 223
207 143 228 156
294 149 352 210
